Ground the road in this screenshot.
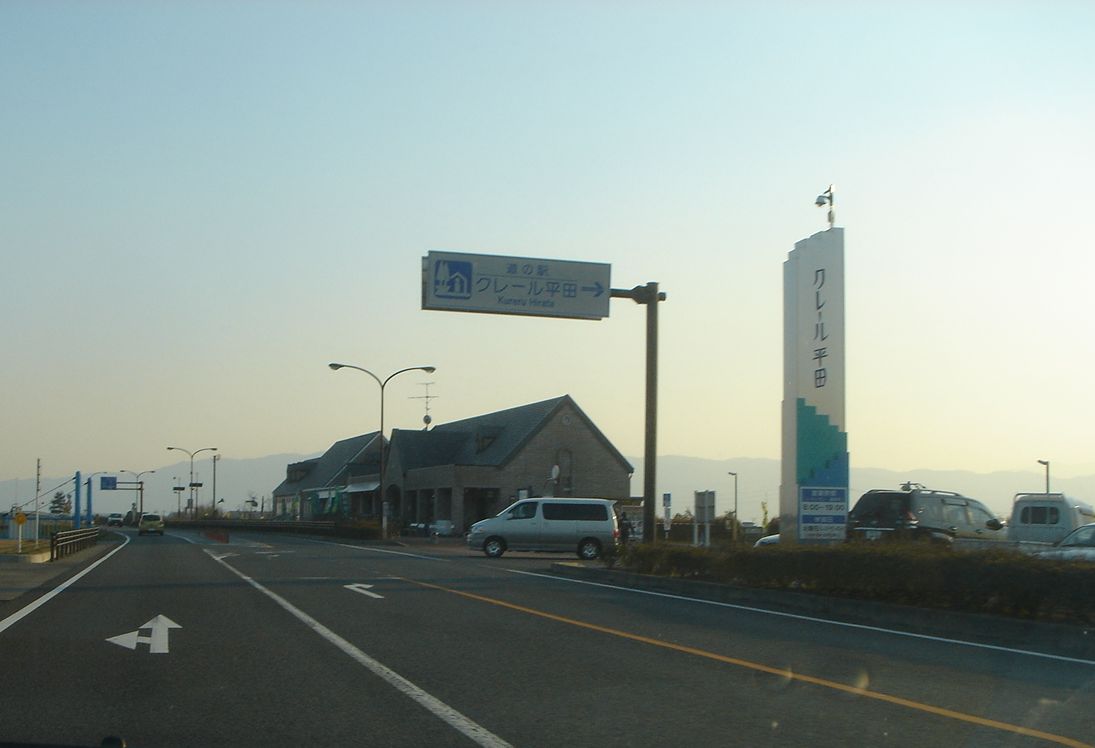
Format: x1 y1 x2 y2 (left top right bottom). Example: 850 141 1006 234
1 529 1093 747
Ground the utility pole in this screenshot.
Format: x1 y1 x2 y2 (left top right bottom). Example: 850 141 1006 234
34 458 41 547
212 454 220 517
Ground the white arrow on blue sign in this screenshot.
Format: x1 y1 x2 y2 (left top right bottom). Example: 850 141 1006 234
422 251 611 321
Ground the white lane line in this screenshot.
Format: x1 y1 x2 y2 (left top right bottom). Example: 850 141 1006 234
506 569 1095 667
0 532 131 635
299 538 445 562
204 549 510 748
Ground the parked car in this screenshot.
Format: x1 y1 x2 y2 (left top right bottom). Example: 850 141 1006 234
138 513 165 536
1007 493 1095 545
106 513 124 527
429 519 455 537
467 498 618 559
753 533 780 547
847 487 1005 544
1031 523 1095 561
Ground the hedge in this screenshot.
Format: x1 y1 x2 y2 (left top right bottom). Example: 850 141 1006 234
615 542 1095 624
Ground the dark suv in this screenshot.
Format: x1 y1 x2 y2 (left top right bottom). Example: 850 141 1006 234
847 487 1005 544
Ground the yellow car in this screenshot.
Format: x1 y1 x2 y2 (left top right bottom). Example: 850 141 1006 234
138 513 165 536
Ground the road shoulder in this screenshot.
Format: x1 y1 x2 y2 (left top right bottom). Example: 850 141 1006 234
0 533 124 605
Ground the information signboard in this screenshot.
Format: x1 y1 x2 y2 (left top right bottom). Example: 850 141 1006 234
797 486 848 541
422 251 611 320
693 490 716 523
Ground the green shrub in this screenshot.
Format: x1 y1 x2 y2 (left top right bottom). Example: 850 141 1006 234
616 542 1095 624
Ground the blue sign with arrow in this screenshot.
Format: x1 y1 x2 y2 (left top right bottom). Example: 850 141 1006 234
423 251 611 320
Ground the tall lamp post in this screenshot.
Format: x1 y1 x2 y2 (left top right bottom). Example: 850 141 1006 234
1038 459 1050 494
328 363 436 536
166 446 217 519
727 471 739 545
119 469 156 518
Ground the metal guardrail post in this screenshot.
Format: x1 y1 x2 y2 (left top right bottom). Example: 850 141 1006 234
49 527 99 561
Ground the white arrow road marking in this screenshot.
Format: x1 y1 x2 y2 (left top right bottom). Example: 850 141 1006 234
106 614 182 654
344 583 384 599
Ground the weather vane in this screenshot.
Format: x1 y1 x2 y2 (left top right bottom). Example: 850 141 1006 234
815 185 834 229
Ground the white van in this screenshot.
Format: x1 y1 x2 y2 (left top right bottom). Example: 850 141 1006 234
1007 493 1095 544
466 498 619 559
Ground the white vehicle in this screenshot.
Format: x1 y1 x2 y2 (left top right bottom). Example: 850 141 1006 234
1007 493 1095 545
467 498 619 559
429 519 455 537
1032 523 1095 562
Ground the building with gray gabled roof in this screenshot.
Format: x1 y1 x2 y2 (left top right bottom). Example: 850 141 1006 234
271 431 381 518
384 395 631 533
272 395 631 531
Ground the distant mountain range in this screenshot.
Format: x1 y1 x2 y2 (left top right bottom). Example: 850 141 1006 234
4 453 1091 525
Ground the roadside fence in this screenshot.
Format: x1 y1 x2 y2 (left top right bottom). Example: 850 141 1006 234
51 527 99 561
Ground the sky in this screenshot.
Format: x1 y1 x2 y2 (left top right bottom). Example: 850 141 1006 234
3 1 1094 511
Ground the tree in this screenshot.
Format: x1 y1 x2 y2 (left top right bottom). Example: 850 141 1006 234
49 491 72 515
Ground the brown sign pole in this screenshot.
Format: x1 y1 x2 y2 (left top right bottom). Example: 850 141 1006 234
611 283 666 544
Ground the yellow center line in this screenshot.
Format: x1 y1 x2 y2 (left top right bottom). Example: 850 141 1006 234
400 577 1092 748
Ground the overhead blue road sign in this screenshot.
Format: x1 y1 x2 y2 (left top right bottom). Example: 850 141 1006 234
423 251 611 320
100 476 117 490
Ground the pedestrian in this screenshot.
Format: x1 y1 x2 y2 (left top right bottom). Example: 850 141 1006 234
619 511 631 544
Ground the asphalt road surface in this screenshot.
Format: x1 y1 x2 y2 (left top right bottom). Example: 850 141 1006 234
1 529 1093 748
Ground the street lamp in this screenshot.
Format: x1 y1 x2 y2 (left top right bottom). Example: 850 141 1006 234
166 446 217 519
1038 459 1050 494
728 471 739 545
328 363 436 535
119 469 156 519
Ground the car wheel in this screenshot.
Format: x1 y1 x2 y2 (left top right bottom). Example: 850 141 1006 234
577 538 602 560
483 537 506 558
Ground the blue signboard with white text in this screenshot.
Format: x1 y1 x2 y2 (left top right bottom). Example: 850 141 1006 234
798 486 848 542
422 251 611 320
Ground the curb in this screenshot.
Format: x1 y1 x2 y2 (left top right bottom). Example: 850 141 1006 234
550 562 1095 661
0 549 51 564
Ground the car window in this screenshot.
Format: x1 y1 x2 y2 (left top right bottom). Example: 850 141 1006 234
510 503 537 520
942 502 968 527
1062 526 1095 547
542 503 607 521
967 502 996 527
916 497 944 524
850 492 908 522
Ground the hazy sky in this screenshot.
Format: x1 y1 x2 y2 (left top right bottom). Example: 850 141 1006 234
3 2 1093 505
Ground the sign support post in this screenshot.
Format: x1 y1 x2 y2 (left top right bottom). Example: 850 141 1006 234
611 283 665 544
423 252 666 544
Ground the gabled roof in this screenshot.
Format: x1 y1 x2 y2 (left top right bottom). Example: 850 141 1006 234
390 395 632 472
272 431 380 497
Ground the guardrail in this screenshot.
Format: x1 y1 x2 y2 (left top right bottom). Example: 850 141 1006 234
51 526 100 561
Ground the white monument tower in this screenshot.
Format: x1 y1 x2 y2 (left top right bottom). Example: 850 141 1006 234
780 186 849 543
